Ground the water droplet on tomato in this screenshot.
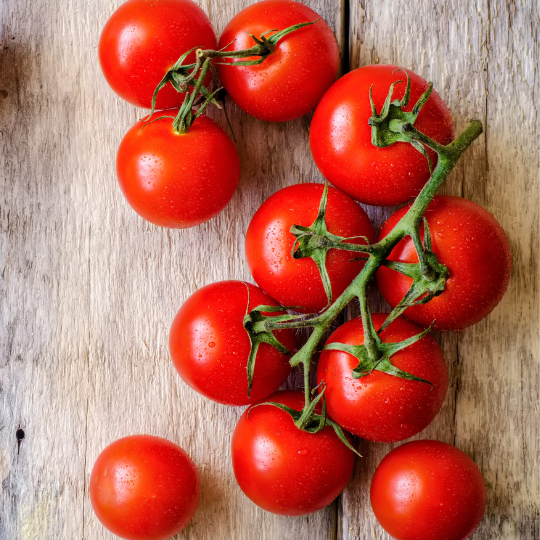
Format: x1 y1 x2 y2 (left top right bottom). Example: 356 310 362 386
209 342 215 348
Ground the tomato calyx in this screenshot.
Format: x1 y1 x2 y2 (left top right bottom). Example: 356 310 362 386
368 69 439 170
248 385 360 456
242 286 303 396
148 20 319 134
378 218 449 333
323 323 435 385
290 182 372 309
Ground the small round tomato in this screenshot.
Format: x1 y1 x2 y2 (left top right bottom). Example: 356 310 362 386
217 0 339 122
116 112 240 228
169 281 296 405
371 440 487 540
99 0 216 109
376 196 512 331
317 314 448 443
245 183 374 313
90 435 200 540
231 390 355 515
310 64 455 205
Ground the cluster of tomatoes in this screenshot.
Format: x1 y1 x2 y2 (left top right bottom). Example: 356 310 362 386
90 1 512 539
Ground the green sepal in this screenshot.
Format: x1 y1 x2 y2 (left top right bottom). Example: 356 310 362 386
323 322 434 387
368 68 435 167
242 288 298 397
290 182 370 310
379 219 448 334
247 397 360 456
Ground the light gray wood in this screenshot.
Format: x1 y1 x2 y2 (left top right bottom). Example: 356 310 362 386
0 0 538 539
343 1 539 539
1 1 343 539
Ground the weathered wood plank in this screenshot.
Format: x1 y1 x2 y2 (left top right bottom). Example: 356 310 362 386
1 0 538 539
344 1 539 539
1 0 345 539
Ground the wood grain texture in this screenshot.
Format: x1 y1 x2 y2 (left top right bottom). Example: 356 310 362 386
0 0 538 539
343 1 539 539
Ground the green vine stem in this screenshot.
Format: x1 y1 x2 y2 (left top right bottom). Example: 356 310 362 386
246 74 483 439
148 20 319 134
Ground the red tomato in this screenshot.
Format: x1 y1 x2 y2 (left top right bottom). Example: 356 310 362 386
169 281 296 405
371 440 487 540
217 0 339 122
310 65 455 205
99 0 216 109
231 390 355 515
317 314 448 442
116 112 240 228
90 435 200 540
245 183 374 313
376 196 512 331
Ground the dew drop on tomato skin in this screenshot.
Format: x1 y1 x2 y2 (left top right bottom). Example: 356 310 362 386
169 281 295 406
245 183 374 313
217 0 339 123
232 391 356 516
318 314 448 443
376 196 512 331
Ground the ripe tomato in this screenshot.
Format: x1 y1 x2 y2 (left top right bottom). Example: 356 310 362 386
317 314 448 443
99 0 216 109
169 281 296 405
371 440 487 540
231 390 355 515
90 435 200 540
309 65 455 205
217 0 339 122
116 112 240 228
376 196 512 331
245 183 374 313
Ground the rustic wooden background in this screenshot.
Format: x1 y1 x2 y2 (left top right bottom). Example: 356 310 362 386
0 0 538 538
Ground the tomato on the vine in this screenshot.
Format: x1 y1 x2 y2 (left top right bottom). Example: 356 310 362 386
310 65 455 205
217 0 339 123
231 390 355 516
371 440 487 540
116 112 240 229
99 0 216 109
376 196 512 331
90 435 200 540
169 281 296 405
245 183 374 313
317 314 448 443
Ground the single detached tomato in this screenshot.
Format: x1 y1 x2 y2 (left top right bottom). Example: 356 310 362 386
217 0 339 122
169 281 296 405
231 390 355 515
376 196 512 331
317 314 448 443
310 65 455 205
371 440 487 540
99 0 216 109
116 112 240 228
245 183 374 313
90 435 200 540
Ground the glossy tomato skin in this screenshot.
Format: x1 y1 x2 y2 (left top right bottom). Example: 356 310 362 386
99 0 216 109
169 281 296 405
317 314 448 443
376 196 512 331
232 390 355 515
371 440 487 540
117 112 240 228
90 435 200 540
217 0 339 122
310 65 455 205
245 183 374 313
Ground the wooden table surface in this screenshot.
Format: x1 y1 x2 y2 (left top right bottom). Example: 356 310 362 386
1 0 538 538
